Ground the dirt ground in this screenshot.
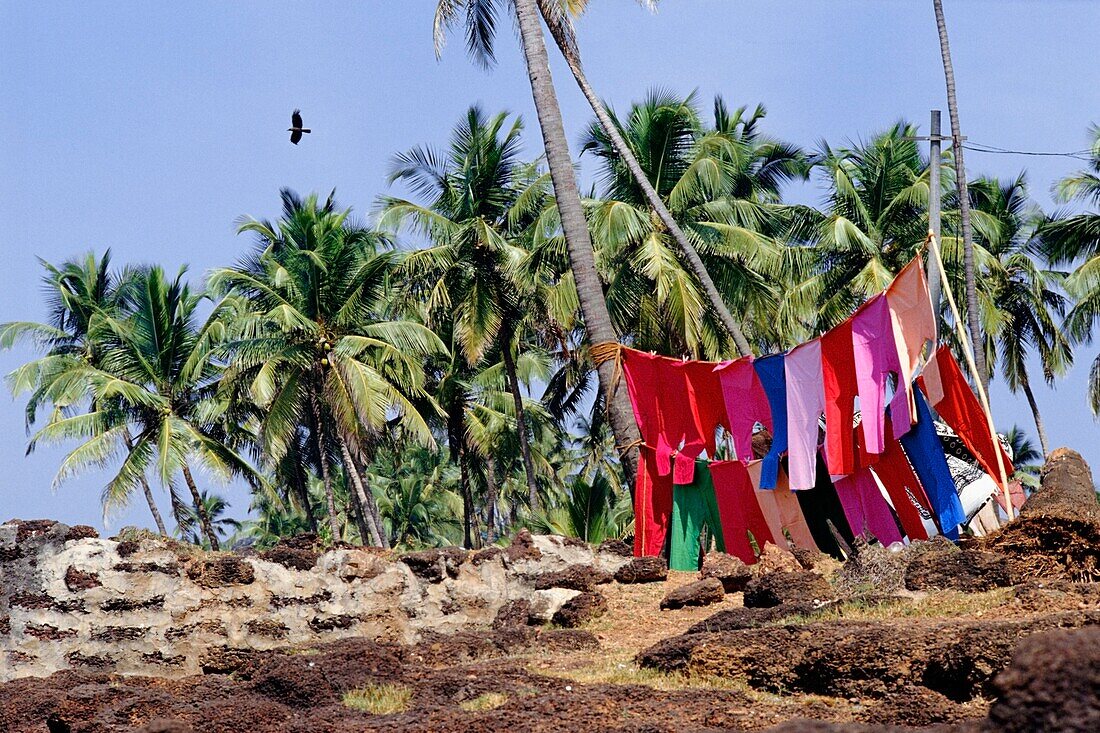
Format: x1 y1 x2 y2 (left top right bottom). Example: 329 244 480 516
4 570 1097 733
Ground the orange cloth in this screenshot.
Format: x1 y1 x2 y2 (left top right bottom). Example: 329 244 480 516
886 259 938 426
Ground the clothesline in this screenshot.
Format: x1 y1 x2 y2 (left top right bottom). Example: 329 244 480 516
617 248 1014 566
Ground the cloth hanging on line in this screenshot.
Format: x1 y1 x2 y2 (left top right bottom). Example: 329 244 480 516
793 454 855 559
785 339 825 490
869 425 932 541
632 445 674 557
833 468 905 546
670 460 726 571
900 388 967 540
715 356 773 463
669 359 727 484
747 461 821 552
822 319 860 476
711 460 775 564
852 295 910 453
918 345 1015 484
886 259 938 424
754 353 789 489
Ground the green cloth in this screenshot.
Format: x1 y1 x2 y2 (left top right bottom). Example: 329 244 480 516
669 460 726 571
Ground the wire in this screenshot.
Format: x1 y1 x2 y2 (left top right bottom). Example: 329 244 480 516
962 141 1094 161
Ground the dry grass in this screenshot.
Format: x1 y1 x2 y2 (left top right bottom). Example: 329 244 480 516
775 588 1015 626
342 683 412 715
459 692 509 711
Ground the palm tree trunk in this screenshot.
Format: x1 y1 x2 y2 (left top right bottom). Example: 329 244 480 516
345 480 373 546
512 0 641 484
338 437 387 548
459 444 474 549
933 0 988 389
485 458 499 544
288 446 320 534
122 430 168 536
1019 372 1050 457
180 463 219 551
545 27 753 357
308 388 342 542
500 326 541 510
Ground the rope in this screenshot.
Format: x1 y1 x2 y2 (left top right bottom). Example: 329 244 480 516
926 231 1015 518
590 341 622 366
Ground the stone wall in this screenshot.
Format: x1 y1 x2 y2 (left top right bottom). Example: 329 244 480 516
0 519 636 681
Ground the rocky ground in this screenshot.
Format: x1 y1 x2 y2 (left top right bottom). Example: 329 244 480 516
2 449 1098 732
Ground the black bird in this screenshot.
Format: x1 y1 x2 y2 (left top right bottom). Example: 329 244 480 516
288 109 311 145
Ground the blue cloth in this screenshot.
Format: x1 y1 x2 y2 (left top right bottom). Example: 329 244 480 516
754 353 788 489
900 388 967 540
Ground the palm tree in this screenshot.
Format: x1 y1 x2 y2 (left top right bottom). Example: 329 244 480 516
534 0 757 356
370 445 464 548
381 107 544 510
580 91 802 356
932 0 987 388
176 490 242 549
2 253 171 535
966 175 1071 456
432 0 642 482
210 190 445 547
1043 125 1100 414
791 123 931 331
25 266 259 549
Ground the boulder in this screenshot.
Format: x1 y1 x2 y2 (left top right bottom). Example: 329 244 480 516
316 549 387 581
660 578 726 610
700 552 752 593
743 571 835 609
528 588 582 624
531 563 612 592
754 544 803 575
613 556 667 584
552 591 608 628
398 547 468 582
987 626 1100 732
905 546 1011 592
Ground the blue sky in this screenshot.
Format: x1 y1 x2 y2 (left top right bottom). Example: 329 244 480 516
2 1 1098 533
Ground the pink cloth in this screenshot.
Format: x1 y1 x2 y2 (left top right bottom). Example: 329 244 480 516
714 357 773 463
852 295 908 454
784 339 826 490
886 259 937 427
833 469 904 546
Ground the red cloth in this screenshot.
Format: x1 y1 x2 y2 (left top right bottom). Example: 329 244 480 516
632 445 674 557
670 359 728 484
918 346 1015 483
621 349 692 478
821 319 859 475
869 432 931 541
710 460 774 564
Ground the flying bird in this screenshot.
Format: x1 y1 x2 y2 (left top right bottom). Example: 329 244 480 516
288 109 311 145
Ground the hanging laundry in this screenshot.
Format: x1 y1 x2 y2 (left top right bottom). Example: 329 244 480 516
747 461 820 552
669 358 728 484
715 357 773 463
754 353 788 489
918 346 1014 484
632 445 674 557
785 339 826 490
852 295 910 452
899 388 967 540
822 318 859 476
670 460 727 571
886 259 937 424
711 460 775 563
793 454 855 559
869 431 931 541
833 469 904 546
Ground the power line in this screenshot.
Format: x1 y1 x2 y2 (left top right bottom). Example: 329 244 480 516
962 141 1094 161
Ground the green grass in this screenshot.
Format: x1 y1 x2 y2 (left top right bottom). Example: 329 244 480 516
342 683 412 715
459 692 509 711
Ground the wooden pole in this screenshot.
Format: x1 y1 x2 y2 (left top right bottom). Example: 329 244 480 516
926 110 943 313
926 233 1015 519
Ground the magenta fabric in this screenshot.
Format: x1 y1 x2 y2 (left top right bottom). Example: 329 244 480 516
852 295 908 454
784 339 826 490
714 357 773 463
833 469 904 546
632 445 674 557
669 359 728 484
